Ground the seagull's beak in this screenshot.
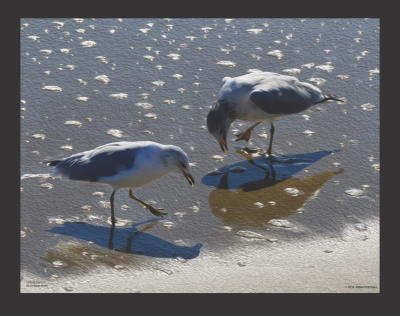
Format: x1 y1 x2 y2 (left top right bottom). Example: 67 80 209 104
182 170 195 187
219 130 228 153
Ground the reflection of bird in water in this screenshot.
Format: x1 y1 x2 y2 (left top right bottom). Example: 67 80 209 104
43 219 202 276
43 141 195 225
209 155 344 229
207 72 345 155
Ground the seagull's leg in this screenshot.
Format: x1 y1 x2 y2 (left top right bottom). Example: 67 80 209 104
129 188 167 217
108 223 115 249
266 122 275 156
110 189 117 224
217 171 230 190
235 122 261 142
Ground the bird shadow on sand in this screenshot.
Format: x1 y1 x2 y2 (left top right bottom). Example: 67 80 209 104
46 219 202 260
201 149 344 229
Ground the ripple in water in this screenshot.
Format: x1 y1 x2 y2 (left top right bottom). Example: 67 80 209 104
282 68 301 74
31 134 46 139
308 78 326 85
267 50 283 59
220 226 232 231
301 62 314 68
42 85 62 92
152 81 165 86
254 202 264 208
247 28 263 34
139 93 150 99
144 113 157 119
163 100 176 104
284 188 303 196
109 93 128 99
162 221 175 228
21 173 52 180
216 60 236 67
167 53 181 60
27 35 40 41
302 130 315 136
360 103 376 111
80 40 96 47
94 75 110 84
315 64 334 72
236 231 264 239
65 120 82 127
201 27 212 32
39 49 52 54
136 102 153 109
107 129 124 137
355 223 367 231
369 68 379 75
51 260 67 268
345 189 364 197
268 219 295 228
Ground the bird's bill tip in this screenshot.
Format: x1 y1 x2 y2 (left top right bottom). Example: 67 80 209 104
183 171 195 187
219 141 227 153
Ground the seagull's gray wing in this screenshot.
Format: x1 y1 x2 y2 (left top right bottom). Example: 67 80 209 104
52 142 142 182
249 79 324 115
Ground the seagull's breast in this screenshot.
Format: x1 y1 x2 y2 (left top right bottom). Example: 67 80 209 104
236 105 285 122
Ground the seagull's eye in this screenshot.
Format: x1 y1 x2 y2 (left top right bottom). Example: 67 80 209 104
181 162 186 169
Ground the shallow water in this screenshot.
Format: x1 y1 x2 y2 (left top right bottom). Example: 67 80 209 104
21 18 379 292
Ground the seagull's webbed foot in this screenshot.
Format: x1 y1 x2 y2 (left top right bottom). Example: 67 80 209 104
235 129 252 142
129 189 168 217
147 206 168 217
235 122 261 142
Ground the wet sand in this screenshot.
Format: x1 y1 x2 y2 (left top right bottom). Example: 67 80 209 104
21 220 379 293
21 18 379 293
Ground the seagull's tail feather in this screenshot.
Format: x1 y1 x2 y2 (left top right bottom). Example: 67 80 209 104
42 159 63 166
320 93 346 103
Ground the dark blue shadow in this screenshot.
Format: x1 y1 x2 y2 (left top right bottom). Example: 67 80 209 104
201 150 341 190
46 219 202 259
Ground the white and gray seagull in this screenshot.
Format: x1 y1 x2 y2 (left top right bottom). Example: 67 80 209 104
43 141 195 224
207 71 345 155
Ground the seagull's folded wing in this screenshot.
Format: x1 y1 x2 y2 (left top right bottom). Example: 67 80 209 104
52 142 141 182
249 80 322 115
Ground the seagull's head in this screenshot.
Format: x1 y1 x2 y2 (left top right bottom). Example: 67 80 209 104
207 99 235 153
160 146 195 187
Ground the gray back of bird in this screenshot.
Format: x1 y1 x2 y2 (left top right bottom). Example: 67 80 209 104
219 72 325 115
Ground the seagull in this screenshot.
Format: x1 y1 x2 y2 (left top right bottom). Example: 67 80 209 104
207 71 345 155
43 141 195 224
